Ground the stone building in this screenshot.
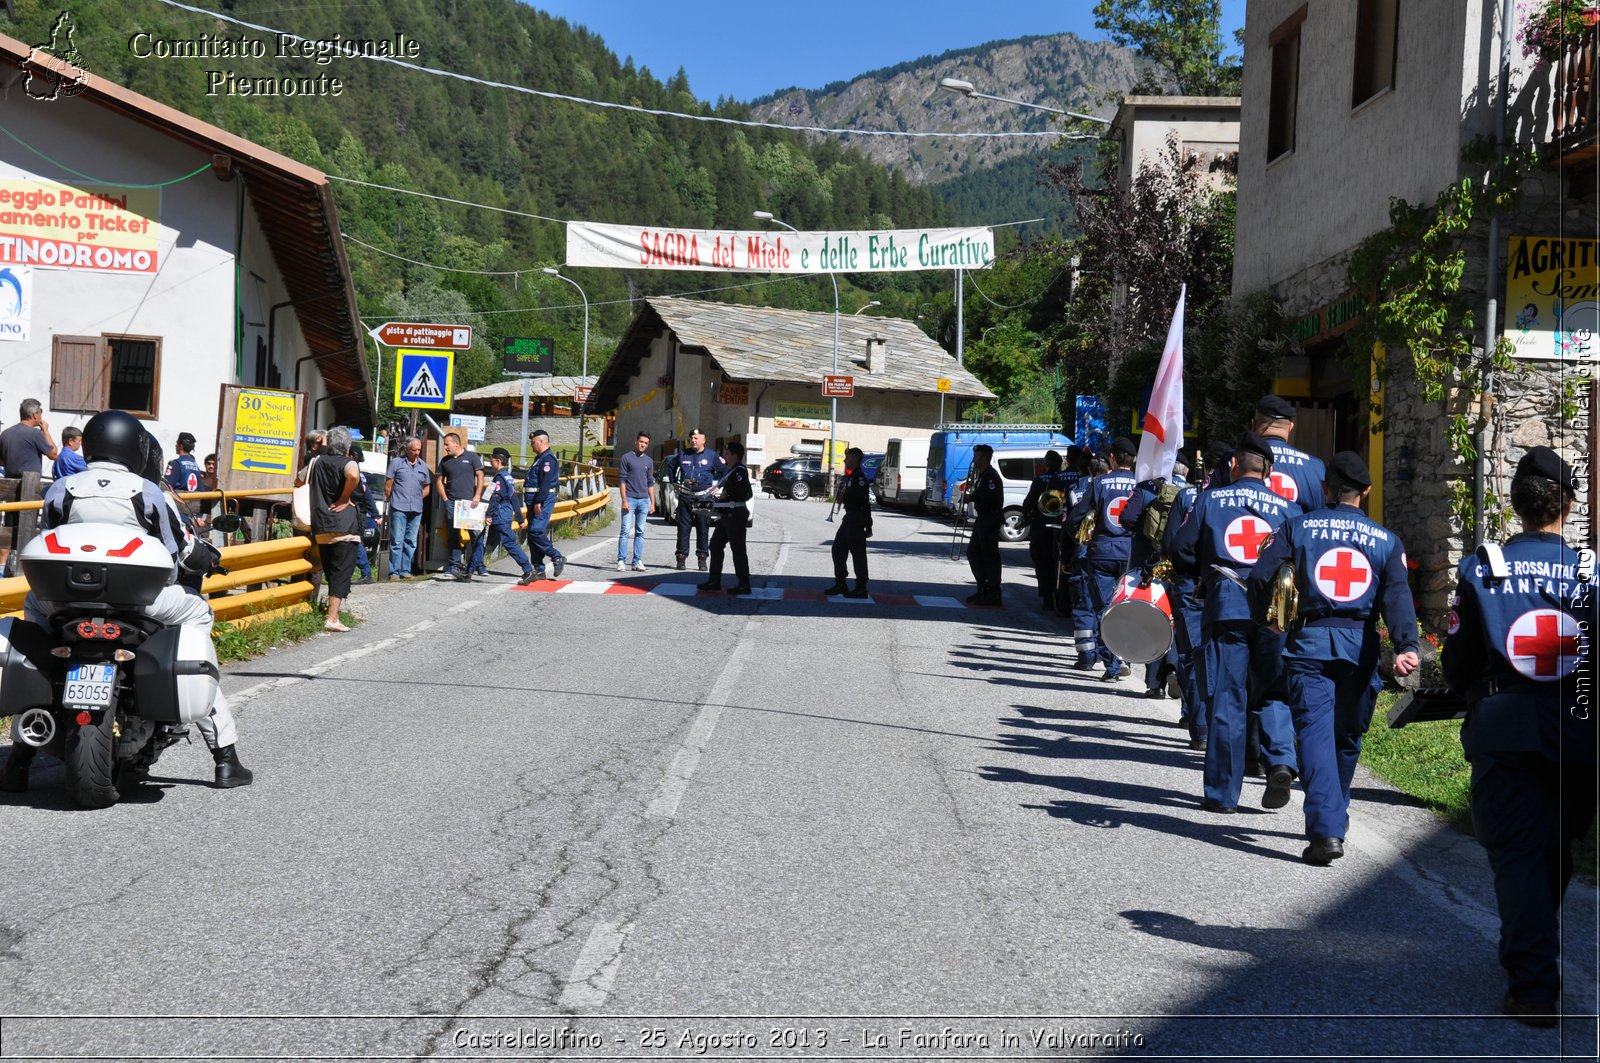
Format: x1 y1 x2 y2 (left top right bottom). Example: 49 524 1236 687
1233 0 1597 623
588 296 993 471
1110 95 1240 193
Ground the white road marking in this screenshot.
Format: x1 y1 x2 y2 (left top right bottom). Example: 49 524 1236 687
646 639 752 821
556 920 635 1011
914 594 966 608
1345 814 1502 941
647 583 698 597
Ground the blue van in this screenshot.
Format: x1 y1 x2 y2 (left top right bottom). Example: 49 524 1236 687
926 424 1074 514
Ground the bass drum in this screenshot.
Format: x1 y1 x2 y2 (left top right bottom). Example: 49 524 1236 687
1099 572 1173 664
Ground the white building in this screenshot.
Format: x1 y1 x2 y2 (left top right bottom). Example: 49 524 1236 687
0 32 370 467
1110 94 1240 193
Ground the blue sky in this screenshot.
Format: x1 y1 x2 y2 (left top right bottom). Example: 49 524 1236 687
529 1 1248 103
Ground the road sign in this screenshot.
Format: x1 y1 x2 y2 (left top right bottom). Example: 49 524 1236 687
448 413 487 443
230 387 298 475
574 385 593 406
822 374 855 398
374 322 473 349
504 336 555 376
394 349 455 410
936 378 951 393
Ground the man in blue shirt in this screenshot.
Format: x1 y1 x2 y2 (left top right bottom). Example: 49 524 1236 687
51 426 87 479
616 430 657 571
524 429 565 579
384 436 431 580
485 448 537 585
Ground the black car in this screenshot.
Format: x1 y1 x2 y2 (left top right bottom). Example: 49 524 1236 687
761 457 828 501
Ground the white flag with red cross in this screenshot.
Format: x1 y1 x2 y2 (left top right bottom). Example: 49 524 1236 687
1136 284 1185 484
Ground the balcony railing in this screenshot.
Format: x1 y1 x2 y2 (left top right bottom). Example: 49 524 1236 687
1554 23 1598 160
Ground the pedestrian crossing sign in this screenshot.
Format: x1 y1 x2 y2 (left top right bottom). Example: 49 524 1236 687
394 349 454 410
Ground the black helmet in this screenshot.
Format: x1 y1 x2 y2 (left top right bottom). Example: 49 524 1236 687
82 410 149 472
140 429 164 483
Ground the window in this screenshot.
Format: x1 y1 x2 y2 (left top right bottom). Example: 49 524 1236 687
1352 0 1398 107
997 456 1039 481
1268 6 1307 161
50 333 162 416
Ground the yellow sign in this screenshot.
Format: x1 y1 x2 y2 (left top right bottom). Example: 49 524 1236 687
936 377 951 393
773 401 831 430
1506 235 1600 361
0 180 161 274
230 388 299 475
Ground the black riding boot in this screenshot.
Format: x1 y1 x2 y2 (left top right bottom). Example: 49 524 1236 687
213 745 254 789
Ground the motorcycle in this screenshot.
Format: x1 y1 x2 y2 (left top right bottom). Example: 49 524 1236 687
2 515 241 808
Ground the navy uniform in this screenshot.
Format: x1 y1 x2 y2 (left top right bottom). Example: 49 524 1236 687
673 434 724 569
1066 437 1139 679
1444 447 1596 1022
1249 451 1416 863
1160 474 1203 742
965 448 1005 604
1121 460 1192 699
1064 457 1097 666
1256 396 1326 512
829 457 874 598
1020 454 1071 610
164 450 202 493
701 448 753 594
1169 432 1300 812
484 449 536 584
523 442 564 578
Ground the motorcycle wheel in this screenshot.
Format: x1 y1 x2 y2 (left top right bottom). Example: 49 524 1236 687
64 702 120 809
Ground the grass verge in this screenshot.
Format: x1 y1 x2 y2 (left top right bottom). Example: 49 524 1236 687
213 603 358 664
1363 689 1598 882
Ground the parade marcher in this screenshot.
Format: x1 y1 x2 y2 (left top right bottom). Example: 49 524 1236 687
1169 432 1301 813
1252 395 1326 511
163 431 202 494
1065 451 1103 667
0 411 252 792
672 428 723 571
1160 458 1204 744
51 426 86 480
1444 446 1595 1027
385 437 431 580
826 447 874 598
1066 436 1139 680
964 444 1005 605
1121 454 1192 700
1020 450 1071 611
484 448 538 586
1249 451 1419 865
699 440 753 595
523 429 565 579
435 431 485 582
616 430 657 571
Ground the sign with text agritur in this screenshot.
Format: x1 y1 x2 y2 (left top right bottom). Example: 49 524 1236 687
1505 235 1598 362
566 221 995 274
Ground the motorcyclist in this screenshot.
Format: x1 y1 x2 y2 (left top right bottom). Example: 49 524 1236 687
0 412 253 792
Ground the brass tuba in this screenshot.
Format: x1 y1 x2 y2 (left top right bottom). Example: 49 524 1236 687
1264 562 1299 630
1038 489 1065 519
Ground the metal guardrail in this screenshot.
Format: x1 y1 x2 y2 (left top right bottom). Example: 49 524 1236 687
0 468 613 628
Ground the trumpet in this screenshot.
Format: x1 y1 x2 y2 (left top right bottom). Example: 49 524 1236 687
949 477 973 560
1038 488 1065 519
1264 561 1299 630
1075 505 1097 546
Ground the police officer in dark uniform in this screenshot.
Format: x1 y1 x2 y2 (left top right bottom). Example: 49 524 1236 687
1444 446 1596 1026
699 440 753 595
965 444 1005 605
1066 436 1139 680
826 447 873 599
1169 432 1301 812
485 447 538 586
1249 451 1419 865
673 428 723 571
523 429 564 579
1020 450 1071 611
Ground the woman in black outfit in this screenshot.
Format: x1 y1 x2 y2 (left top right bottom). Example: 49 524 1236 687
297 425 362 632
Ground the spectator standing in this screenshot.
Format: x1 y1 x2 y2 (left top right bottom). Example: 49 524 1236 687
523 429 565 579
616 430 656 571
1 398 58 476
484 447 537 585
51 426 87 479
385 437 430 580
296 426 362 633
349 444 381 585
436 432 485 581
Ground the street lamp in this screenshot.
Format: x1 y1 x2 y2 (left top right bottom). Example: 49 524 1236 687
754 210 843 497
937 77 1112 126
853 300 882 315
543 267 590 462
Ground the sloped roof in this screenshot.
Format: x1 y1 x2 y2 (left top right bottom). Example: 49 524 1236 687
591 296 995 409
0 33 371 425
455 375 598 403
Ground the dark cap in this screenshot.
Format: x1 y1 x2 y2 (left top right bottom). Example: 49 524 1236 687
1327 450 1372 490
1255 395 1297 422
176 431 196 448
688 426 705 436
491 447 512 462
1236 432 1276 464
1171 454 1191 476
1203 441 1232 470
1516 445 1578 491
1111 435 1138 459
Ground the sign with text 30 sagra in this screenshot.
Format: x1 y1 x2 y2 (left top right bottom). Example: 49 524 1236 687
822 374 855 398
567 221 995 274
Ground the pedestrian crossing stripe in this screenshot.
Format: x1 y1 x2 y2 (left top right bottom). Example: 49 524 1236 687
393 348 455 409
508 579 1004 608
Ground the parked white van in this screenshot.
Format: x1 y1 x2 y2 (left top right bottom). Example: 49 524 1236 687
878 437 931 506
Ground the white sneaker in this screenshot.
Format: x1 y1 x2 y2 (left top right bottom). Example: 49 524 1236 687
632 562 647 571
617 560 627 571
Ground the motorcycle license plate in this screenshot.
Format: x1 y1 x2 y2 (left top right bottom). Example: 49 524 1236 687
64 664 116 708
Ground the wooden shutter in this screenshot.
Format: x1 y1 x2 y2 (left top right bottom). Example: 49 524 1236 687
51 335 110 411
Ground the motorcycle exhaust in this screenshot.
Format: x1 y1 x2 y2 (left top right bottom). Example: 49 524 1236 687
16 707 56 748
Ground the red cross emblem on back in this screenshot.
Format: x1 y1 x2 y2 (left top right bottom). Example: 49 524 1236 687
1314 547 1373 602
1223 514 1269 563
1106 495 1129 530
1268 471 1298 501
1504 609 1583 680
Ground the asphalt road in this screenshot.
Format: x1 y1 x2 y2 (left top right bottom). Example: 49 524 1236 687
2 494 1595 1061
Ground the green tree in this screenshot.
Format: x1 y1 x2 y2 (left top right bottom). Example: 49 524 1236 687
1092 0 1241 96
